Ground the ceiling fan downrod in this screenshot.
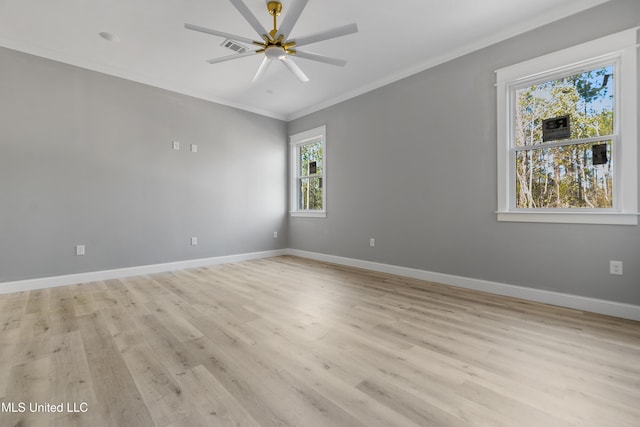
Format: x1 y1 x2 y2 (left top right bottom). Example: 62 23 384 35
256 1 296 55
266 1 283 40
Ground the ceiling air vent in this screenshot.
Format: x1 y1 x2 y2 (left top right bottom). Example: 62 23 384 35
221 39 248 53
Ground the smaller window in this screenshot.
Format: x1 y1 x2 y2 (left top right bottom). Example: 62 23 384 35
290 126 326 217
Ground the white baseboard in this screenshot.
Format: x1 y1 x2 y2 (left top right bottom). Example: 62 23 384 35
286 249 640 322
0 249 288 295
2 247 638 322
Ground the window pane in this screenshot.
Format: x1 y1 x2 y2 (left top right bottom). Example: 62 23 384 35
515 141 613 208
515 65 614 146
299 142 323 176
298 177 323 210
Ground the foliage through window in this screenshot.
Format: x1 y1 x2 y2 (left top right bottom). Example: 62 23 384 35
290 126 326 217
496 29 637 225
298 141 323 210
514 65 614 209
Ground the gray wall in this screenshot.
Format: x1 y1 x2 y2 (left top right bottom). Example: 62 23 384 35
288 0 640 305
0 47 288 283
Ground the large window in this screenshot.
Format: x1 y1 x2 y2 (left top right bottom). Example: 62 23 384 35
496 29 638 225
514 64 615 209
290 126 326 217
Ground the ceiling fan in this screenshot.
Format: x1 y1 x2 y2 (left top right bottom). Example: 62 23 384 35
185 0 358 83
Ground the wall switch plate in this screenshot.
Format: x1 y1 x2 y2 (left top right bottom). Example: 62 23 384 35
191 237 198 246
172 141 180 150
191 144 198 153
610 260 623 275
369 238 375 247
273 231 278 238
76 245 85 256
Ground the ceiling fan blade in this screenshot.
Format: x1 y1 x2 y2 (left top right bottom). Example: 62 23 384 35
185 23 256 45
281 57 309 83
275 0 309 40
294 50 347 67
206 50 257 64
253 57 272 82
293 23 358 48
229 0 269 39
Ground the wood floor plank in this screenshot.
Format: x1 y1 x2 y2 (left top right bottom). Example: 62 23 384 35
356 377 474 427
254 334 422 427
120 341 188 427
48 330 98 427
0 255 639 426
135 312 202 375
189 337 368 427
181 336 294 427
171 364 263 427
25 288 51 315
77 311 156 427
0 291 29 333
3 356 53 427
48 296 79 335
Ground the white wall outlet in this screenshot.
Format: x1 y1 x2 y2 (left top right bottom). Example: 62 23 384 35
76 245 85 256
172 141 180 150
191 237 198 246
369 238 375 247
273 231 278 238
610 260 623 275
190 144 198 153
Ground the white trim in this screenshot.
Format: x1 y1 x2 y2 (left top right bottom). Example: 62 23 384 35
2 248 638 321
619 39 638 216
290 211 327 218
0 249 287 295
496 28 638 224
289 125 327 216
289 126 327 144
496 211 639 225
287 249 640 322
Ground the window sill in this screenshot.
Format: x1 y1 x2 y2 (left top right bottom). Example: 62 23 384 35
290 211 327 218
496 211 638 225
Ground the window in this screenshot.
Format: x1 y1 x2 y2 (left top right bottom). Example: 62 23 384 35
496 29 637 225
290 126 326 217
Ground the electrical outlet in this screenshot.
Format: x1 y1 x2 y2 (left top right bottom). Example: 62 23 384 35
76 245 85 256
191 237 198 246
191 144 198 153
273 231 278 238
369 238 375 247
610 260 623 275
172 141 180 150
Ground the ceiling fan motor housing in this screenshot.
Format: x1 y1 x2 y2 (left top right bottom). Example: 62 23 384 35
265 46 286 60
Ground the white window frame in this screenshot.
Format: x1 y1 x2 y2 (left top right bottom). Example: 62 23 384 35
496 28 638 225
289 125 327 218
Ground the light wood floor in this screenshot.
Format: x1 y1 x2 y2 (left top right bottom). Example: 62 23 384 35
1 256 639 427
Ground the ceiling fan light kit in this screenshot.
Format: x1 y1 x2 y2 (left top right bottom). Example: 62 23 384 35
265 46 286 60
185 0 358 83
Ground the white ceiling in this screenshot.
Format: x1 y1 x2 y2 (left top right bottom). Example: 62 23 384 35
0 0 609 120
